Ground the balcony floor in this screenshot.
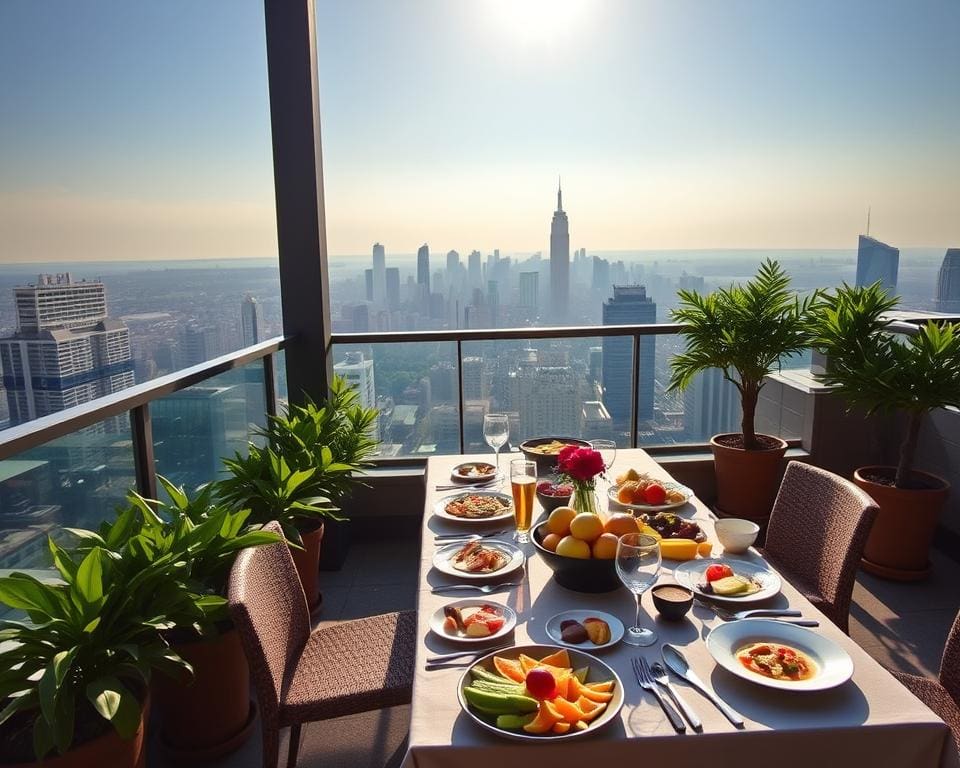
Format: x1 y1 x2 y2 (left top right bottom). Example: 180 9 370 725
149 534 960 768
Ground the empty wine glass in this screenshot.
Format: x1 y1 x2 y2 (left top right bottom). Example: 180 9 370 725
483 414 510 477
589 439 617 493
615 533 661 646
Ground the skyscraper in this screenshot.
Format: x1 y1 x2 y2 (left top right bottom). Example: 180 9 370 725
683 367 741 441
468 250 482 288
0 273 134 425
446 249 460 274
417 244 431 298
363 269 374 301
855 235 899 295
549 179 570 321
333 351 379 441
385 267 400 310
519 272 539 311
935 249 960 313
591 256 610 293
601 285 657 433
371 242 386 304
240 295 263 346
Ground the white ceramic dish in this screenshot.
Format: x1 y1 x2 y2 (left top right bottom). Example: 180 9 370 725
433 491 515 524
707 618 854 691
433 540 524 580
458 644 624 741
673 557 782 603
450 461 499 483
714 518 761 554
607 482 693 512
544 609 624 651
429 600 517 644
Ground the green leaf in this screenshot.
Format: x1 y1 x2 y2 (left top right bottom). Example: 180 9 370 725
0 573 64 617
75 547 104 605
86 676 141 739
0 689 38 728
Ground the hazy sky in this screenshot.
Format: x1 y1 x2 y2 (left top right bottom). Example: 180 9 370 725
1 0 958 263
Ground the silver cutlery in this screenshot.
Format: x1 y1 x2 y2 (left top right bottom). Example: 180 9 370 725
694 599 817 626
431 581 522 594
662 644 745 729
435 479 499 491
425 645 513 665
631 657 687 734
435 529 510 542
647 659 702 732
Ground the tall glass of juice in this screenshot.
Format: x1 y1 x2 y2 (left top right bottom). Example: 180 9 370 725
510 459 537 543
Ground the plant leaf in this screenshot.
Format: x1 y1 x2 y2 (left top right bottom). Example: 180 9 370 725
86 676 141 739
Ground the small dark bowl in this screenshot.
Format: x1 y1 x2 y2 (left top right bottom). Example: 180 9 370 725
519 436 591 473
651 584 694 621
531 520 621 593
536 486 573 513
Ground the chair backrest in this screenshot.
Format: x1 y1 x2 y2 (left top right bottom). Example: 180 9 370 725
764 461 879 632
228 521 311 726
940 609 960 703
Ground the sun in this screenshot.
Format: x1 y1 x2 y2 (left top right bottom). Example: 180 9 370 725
484 0 592 46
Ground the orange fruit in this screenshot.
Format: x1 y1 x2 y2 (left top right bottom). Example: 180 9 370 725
569 513 604 542
697 541 713 557
555 535 591 559
603 512 640 537
616 482 638 504
591 533 618 559
541 532 561 552
547 506 577 536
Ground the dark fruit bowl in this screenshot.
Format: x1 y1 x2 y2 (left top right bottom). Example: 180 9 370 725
531 520 621 593
519 437 591 473
536 485 573 513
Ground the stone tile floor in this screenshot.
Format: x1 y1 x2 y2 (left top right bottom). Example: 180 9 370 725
151 536 960 768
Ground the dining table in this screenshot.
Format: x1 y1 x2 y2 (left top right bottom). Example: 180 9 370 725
402 450 959 768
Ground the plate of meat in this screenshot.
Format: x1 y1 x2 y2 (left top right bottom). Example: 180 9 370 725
434 491 515 524
433 540 525 580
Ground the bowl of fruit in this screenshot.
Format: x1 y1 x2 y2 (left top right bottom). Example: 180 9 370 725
536 480 573 512
531 507 645 593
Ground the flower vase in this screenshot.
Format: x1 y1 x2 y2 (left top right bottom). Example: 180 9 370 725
571 483 600 516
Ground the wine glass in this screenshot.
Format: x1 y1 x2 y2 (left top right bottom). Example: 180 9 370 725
615 533 661 646
483 414 510 477
589 439 617 494
509 459 537 543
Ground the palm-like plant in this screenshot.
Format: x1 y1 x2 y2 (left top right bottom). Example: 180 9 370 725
812 283 960 487
668 259 817 449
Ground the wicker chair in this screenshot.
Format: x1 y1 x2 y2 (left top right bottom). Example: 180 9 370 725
762 461 879 634
891 610 960 754
228 522 416 768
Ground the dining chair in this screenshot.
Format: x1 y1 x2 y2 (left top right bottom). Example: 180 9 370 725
228 521 416 768
891 609 960 754
762 460 879 634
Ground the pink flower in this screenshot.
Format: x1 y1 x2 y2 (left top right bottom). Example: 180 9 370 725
557 447 605 482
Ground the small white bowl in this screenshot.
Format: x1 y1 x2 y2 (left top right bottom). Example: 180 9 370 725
714 518 760 554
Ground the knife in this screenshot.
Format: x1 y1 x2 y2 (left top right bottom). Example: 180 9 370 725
662 644 745 729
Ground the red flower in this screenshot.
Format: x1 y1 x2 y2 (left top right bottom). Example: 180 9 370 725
557 447 605 482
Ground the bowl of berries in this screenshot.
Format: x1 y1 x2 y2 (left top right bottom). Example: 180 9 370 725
536 480 573 512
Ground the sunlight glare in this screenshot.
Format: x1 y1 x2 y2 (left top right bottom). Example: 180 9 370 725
485 0 592 46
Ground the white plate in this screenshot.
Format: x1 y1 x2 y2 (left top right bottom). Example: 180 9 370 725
707 618 854 691
458 644 624 742
673 557 782 603
433 491 515 524
608 482 693 512
433 540 525 580
544 609 624 650
450 462 499 482
429 600 517 644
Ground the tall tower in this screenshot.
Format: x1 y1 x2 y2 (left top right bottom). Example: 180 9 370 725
241 295 263 346
372 242 386 304
855 235 899 295
417 244 431 299
549 178 570 322
935 249 960 313
601 285 657 434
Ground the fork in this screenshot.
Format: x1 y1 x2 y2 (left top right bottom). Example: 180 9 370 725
694 598 817 625
431 581 523 594
631 657 686 733
435 478 499 491
644 658 702 732
435 529 510 542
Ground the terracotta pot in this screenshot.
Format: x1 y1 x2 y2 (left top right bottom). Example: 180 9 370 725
853 467 950 581
153 625 256 762
710 433 788 521
290 522 324 613
1 697 148 768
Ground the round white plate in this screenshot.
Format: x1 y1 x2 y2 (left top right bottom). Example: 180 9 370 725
450 461 499 483
707 618 854 691
544 609 624 651
608 482 693 512
433 540 524 580
458 644 624 742
429 600 517 644
673 557 782 603
433 491 515 524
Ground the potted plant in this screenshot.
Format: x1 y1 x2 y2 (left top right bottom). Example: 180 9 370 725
813 283 960 580
668 260 817 520
0 527 193 767
219 375 379 612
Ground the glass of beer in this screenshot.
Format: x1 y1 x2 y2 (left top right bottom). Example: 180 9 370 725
510 459 537 543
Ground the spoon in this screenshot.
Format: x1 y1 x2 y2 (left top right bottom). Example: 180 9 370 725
662 644 745 729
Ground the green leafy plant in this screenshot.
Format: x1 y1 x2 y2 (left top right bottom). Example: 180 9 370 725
218 375 380 542
668 259 818 449
0 530 193 760
812 282 960 487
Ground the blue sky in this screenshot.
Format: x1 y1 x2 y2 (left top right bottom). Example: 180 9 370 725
1 0 958 261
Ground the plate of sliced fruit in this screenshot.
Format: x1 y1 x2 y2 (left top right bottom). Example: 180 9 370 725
545 610 624 650
457 645 624 741
430 600 517 644
609 469 693 512
673 557 782 603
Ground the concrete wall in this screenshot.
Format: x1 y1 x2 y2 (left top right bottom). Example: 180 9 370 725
914 407 960 537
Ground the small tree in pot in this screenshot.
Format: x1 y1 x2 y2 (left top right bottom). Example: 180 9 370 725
813 282 960 580
668 260 817 519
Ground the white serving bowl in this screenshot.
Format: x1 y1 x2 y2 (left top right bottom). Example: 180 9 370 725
714 518 760 554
